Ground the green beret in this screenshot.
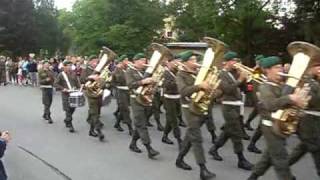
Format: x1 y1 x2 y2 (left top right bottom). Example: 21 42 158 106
63 60 72 66
133 53 146 60
178 50 194 62
255 54 264 61
117 55 128 62
259 56 282 68
223 51 238 61
88 55 97 61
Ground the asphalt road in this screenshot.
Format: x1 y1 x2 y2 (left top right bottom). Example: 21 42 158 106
0 85 318 180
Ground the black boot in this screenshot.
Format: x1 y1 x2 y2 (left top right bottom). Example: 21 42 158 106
208 145 223 161
96 129 105 141
47 113 53 124
114 118 124 132
89 125 98 137
129 131 142 153
242 131 251 140
156 119 164 131
244 123 254 131
146 120 153 127
247 143 262 154
209 130 216 144
144 144 160 159
162 134 174 145
69 123 75 133
178 116 186 127
247 173 259 180
199 164 216 180
175 157 192 170
127 124 133 136
237 152 253 170
43 113 48 120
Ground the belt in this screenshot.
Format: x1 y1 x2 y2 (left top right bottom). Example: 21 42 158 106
130 94 137 98
164 94 181 99
304 110 320 117
181 104 189 108
40 85 53 89
262 119 273 127
222 101 243 106
117 86 129 90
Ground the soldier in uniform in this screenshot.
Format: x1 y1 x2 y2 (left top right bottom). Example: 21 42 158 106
246 55 265 154
174 51 216 180
126 53 160 159
161 57 182 147
38 60 55 124
247 56 306 180
244 55 264 131
288 61 320 177
84 72 105 141
54 60 80 133
209 51 253 170
112 55 133 135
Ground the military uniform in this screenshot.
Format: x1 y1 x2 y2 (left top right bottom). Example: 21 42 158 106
161 67 182 145
209 51 252 171
249 82 295 180
146 89 164 131
84 76 105 141
126 53 159 159
54 70 80 132
289 76 320 177
38 67 55 123
112 66 133 134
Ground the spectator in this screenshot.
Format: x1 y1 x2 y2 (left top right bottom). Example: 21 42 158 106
28 58 38 87
0 56 7 86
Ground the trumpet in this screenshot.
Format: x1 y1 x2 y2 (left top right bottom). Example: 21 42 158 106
232 63 266 84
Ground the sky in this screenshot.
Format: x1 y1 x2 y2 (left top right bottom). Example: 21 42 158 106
55 0 76 10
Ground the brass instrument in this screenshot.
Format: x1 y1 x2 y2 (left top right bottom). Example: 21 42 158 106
233 63 267 84
85 47 117 97
190 37 228 115
272 41 320 137
135 43 173 106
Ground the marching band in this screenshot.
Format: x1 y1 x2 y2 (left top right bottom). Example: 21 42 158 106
3 38 319 180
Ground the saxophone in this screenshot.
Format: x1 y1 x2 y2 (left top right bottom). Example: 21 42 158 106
189 37 228 115
135 43 173 106
85 47 117 97
272 41 320 137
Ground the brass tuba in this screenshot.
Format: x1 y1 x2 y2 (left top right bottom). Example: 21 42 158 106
272 41 320 137
190 37 228 115
85 47 117 97
135 43 173 106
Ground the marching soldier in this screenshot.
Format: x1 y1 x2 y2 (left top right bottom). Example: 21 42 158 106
244 55 264 131
126 53 160 159
161 57 182 147
209 51 253 170
247 56 307 180
38 60 55 124
288 61 320 177
246 55 265 154
54 60 80 133
174 51 216 180
112 55 133 135
84 72 105 141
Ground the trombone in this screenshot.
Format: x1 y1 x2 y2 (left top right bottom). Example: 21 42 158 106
233 62 267 84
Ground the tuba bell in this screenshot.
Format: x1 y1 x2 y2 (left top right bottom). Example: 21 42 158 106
135 43 173 106
85 47 117 98
189 37 228 115
272 41 320 137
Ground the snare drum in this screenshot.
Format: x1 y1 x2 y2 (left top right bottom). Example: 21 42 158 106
69 91 86 108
